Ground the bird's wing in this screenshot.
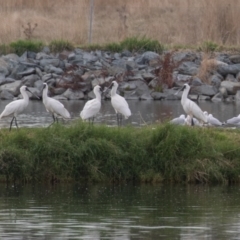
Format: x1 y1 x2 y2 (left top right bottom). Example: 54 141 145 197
208 115 222 126
80 99 101 119
184 100 207 123
226 117 240 125
111 95 131 118
46 98 70 119
170 117 185 125
0 99 25 118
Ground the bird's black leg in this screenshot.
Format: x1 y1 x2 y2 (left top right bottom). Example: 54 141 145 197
91 117 94 125
9 117 15 131
120 114 123 126
14 117 19 129
48 114 56 127
191 117 194 126
116 113 120 126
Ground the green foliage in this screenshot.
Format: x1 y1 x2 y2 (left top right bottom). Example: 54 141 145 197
120 36 164 53
104 42 123 52
103 36 164 53
10 40 44 55
0 123 239 184
49 39 74 53
198 41 219 52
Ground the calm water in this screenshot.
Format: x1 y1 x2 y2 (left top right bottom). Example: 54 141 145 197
1 183 240 239
0 99 240 128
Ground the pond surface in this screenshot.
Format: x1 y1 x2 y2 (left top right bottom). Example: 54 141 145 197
1 183 240 239
0 99 240 128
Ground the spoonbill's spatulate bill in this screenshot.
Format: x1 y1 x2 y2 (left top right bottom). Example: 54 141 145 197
178 83 207 126
110 81 131 126
42 83 71 127
0 85 38 131
80 85 102 124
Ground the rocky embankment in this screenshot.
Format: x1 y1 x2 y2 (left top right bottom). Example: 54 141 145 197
0 46 239 102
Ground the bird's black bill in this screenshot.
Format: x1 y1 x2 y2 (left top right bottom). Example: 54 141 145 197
26 87 40 99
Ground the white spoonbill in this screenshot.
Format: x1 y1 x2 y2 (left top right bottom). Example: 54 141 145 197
204 111 223 126
177 84 207 126
226 114 240 125
110 81 131 126
170 114 186 125
0 85 38 131
80 85 102 124
42 83 71 126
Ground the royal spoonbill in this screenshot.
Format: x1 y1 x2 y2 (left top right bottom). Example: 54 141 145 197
176 84 207 126
42 83 71 126
204 111 223 126
110 81 131 126
80 85 102 124
0 85 38 130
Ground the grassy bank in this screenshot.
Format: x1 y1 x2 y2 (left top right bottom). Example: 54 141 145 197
0 122 240 184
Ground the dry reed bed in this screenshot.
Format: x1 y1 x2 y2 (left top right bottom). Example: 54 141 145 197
0 0 239 46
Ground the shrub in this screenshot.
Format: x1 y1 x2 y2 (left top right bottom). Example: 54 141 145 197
199 41 219 52
49 39 74 53
120 36 164 53
103 36 164 53
10 40 44 56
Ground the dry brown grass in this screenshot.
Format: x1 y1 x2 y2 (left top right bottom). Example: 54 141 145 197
0 0 240 46
196 53 227 84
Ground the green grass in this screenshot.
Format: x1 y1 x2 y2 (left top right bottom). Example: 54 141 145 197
0 122 240 184
49 39 74 53
9 40 44 55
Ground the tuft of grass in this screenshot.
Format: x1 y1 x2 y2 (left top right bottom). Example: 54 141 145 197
0 123 240 184
197 53 218 84
10 40 44 56
49 39 74 53
103 36 164 53
198 41 219 52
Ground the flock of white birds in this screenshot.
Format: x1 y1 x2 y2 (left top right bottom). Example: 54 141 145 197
0 80 131 130
0 81 239 131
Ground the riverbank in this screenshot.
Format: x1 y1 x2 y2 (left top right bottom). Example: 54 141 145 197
1 122 240 184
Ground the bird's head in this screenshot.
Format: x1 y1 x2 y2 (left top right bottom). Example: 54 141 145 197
94 85 102 93
21 85 40 99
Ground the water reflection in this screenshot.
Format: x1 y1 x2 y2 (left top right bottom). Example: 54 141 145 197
0 99 239 128
0 184 240 239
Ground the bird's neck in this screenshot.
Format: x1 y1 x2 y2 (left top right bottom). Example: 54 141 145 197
21 91 29 101
182 88 189 101
95 91 101 101
111 87 117 96
42 89 48 100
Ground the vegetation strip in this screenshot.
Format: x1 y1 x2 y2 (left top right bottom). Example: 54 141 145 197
0 122 240 184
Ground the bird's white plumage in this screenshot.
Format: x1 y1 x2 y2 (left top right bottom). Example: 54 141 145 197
42 83 70 120
0 85 35 130
0 86 30 119
111 81 131 119
170 114 185 125
204 111 223 126
80 85 101 120
180 84 207 125
226 114 240 125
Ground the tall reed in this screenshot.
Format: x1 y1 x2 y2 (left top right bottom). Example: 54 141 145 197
0 0 239 46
